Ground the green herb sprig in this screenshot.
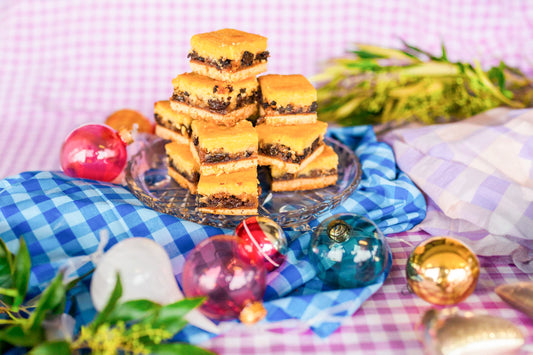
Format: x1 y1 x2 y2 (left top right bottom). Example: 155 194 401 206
0 237 214 355
314 42 533 127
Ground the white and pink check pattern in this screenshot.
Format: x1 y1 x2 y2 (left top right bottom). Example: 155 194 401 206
2 0 533 178
202 234 533 354
1 1 533 353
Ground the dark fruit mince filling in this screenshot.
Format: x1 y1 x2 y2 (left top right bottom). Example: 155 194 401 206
154 113 191 137
167 157 200 184
261 100 318 115
172 90 258 115
274 168 337 181
188 50 269 71
199 193 258 209
259 138 322 163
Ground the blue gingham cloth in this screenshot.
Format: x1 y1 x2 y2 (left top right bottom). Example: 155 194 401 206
0 126 426 342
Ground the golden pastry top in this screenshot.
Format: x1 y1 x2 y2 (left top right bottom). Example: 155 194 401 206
258 74 317 107
172 72 258 98
198 168 258 195
271 145 338 177
155 100 192 126
191 29 267 60
165 142 199 171
256 120 328 154
192 119 258 154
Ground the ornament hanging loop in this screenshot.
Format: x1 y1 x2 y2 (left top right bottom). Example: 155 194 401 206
239 301 267 325
327 220 351 243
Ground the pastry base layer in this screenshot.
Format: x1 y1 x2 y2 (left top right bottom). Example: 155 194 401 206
168 167 197 194
155 125 190 144
198 207 257 215
258 113 317 126
170 100 258 127
189 141 258 176
258 144 325 174
190 61 267 82
271 174 337 192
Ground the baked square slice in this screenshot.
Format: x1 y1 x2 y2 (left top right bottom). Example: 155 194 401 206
271 144 338 191
198 168 259 215
256 120 328 174
165 142 200 194
154 100 192 144
258 74 317 125
188 28 269 82
191 119 258 176
171 72 259 126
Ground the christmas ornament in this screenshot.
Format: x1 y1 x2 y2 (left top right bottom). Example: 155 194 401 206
60 124 128 182
105 108 154 134
419 308 524 355
308 213 390 289
90 237 219 334
495 281 533 319
182 235 267 324
235 216 288 272
406 236 479 305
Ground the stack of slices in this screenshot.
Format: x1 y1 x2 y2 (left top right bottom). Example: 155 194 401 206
153 28 339 216
256 74 338 191
155 28 269 215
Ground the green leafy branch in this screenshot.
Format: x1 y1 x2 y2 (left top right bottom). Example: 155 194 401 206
314 42 533 127
0 237 215 355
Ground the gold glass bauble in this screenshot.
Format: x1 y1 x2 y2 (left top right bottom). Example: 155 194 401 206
406 236 480 305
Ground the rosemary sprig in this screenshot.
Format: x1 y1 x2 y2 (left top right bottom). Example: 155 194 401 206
314 43 533 126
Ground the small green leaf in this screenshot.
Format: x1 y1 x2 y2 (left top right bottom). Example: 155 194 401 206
106 299 161 325
27 273 66 330
488 66 506 91
0 287 18 297
149 298 205 335
440 42 448 61
148 342 216 355
30 340 71 355
0 239 14 289
502 88 514 99
356 43 418 61
25 268 93 309
345 59 382 72
401 40 439 61
0 324 44 347
65 268 94 292
12 238 31 309
89 274 122 330
0 319 16 325
352 50 387 59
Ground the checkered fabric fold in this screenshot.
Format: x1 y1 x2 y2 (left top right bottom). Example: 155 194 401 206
0 126 425 342
383 108 533 273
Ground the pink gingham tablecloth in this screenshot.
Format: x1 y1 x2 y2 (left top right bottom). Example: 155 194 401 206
203 233 533 354
2 1 533 353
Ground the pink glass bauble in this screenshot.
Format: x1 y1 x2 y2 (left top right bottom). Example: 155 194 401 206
60 124 127 182
182 235 267 324
236 216 288 272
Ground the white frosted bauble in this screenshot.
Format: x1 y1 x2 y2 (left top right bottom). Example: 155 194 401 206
90 237 219 334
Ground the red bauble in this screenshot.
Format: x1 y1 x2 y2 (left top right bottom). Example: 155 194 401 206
60 124 127 182
182 235 267 324
236 216 288 272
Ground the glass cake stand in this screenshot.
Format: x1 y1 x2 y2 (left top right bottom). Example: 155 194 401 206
125 136 362 230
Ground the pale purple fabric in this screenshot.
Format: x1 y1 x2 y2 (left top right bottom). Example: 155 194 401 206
383 108 533 272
